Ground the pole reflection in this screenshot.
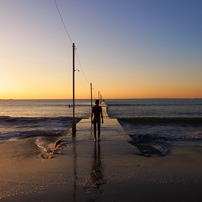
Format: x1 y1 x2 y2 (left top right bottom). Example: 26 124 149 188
90 142 106 192
72 136 77 202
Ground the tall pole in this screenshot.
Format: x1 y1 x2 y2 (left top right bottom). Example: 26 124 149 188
98 91 100 101
90 83 93 109
72 43 76 135
90 83 93 130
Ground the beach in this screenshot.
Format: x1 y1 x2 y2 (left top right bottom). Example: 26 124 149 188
1 99 202 201
1 0 202 200
1 116 202 202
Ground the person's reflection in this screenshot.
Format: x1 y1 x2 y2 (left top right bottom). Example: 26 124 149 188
90 142 106 191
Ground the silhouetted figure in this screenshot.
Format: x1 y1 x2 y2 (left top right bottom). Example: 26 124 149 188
91 100 103 141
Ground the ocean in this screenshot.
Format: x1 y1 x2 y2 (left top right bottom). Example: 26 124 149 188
0 99 202 147
107 99 202 148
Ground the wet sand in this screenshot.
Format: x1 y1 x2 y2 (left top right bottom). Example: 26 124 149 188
1 118 202 202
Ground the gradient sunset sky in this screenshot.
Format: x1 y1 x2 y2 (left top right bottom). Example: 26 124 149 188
1 0 202 99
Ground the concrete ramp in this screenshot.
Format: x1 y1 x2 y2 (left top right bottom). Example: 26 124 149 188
76 102 129 142
75 118 130 141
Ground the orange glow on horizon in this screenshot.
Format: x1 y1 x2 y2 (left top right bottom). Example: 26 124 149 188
1 86 202 99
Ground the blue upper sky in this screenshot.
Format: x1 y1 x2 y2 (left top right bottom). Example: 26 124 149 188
0 0 202 98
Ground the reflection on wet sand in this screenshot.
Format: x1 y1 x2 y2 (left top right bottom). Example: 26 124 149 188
72 136 78 202
90 142 106 192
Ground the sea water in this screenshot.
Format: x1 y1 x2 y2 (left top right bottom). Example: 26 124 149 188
107 99 202 147
0 99 90 140
0 99 202 147
107 99 202 118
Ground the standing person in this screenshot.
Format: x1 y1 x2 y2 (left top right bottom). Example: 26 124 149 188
91 100 104 141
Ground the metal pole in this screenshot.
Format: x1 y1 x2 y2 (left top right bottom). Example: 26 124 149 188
98 91 100 101
72 43 76 135
90 83 93 130
90 83 93 109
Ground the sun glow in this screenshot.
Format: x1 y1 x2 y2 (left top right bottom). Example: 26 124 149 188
1 1 202 100
0 74 14 95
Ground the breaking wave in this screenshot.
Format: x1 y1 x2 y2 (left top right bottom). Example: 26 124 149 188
0 130 67 141
119 117 202 156
0 116 77 126
0 116 81 141
118 117 202 125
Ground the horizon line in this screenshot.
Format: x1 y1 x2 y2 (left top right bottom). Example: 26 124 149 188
1 98 201 100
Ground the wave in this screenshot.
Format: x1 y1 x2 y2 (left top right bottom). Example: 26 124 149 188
118 117 202 125
129 133 202 143
0 116 79 124
109 103 202 107
128 132 202 157
0 129 71 159
0 116 81 141
118 117 202 142
0 116 82 130
35 136 68 159
119 117 202 156
0 130 68 141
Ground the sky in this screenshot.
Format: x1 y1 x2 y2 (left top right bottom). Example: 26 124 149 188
0 0 202 99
